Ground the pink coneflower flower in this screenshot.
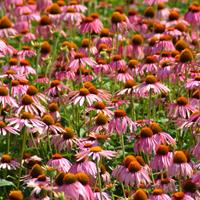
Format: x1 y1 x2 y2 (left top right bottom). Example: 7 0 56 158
69 157 97 180
94 189 110 200
0 69 25 80
134 127 158 154
75 67 94 83
42 114 64 134
114 67 133 83
0 16 17 38
45 80 69 98
180 112 200 129
90 113 109 133
183 179 200 200
12 60 36 75
36 15 54 39
83 83 111 101
139 56 158 75
144 0 168 5
22 31 36 43
68 87 101 106
94 28 113 48
109 54 126 71
155 35 175 52
109 109 136 135
35 74 49 84
76 146 116 162
111 12 128 33
0 120 19 136
112 155 135 182
17 46 36 59
47 154 72 173
17 94 46 116
87 102 113 118
61 7 83 25
26 85 48 104
0 154 20 170
51 127 77 151
0 86 18 108
149 122 176 145
118 160 151 186
65 1 87 13
79 38 97 56
7 112 44 132
26 175 51 196
116 80 137 97
10 80 27 97
93 58 109 74
149 189 171 200
168 96 196 119
130 34 144 60
150 145 173 171
47 3 62 24
171 192 194 200
155 177 176 193
76 172 94 200
69 52 96 72
135 75 170 96
168 151 193 178
48 102 60 121
79 14 103 34
184 4 200 27
0 39 15 57
186 76 200 89
174 48 194 74
59 173 91 200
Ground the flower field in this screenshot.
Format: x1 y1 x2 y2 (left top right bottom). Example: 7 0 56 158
0 0 200 199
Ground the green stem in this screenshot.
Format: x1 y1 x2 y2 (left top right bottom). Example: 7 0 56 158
7 133 10 154
148 89 152 119
120 134 125 159
17 129 27 188
96 160 103 200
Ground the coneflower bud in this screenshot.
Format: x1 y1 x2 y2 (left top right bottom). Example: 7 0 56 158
8 190 24 200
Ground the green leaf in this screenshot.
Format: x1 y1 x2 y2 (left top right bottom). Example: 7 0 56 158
0 179 15 187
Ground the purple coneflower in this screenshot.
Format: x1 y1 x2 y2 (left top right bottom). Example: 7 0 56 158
134 127 158 154
150 145 173 171
109 109 136 135
76 146 116 162
17 94 46 116
0 154 20 170
0 16 17 38
51 127 77 151
68 87 101 106
0 86 18 108
47 153 72 173
168 151 193 178
69 52 96 72
149 189 171 200
171 192 194 200
135 75 170 96
7 112 45 131
168 96 196 119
